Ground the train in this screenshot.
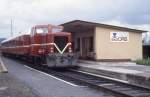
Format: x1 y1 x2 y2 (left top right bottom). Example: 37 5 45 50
0 24 78 67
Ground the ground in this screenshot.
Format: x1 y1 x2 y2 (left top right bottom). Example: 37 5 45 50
0 56 116 97
0 73 39 97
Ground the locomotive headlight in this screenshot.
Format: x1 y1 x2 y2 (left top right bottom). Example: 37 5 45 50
38 49 45 54
69 47 72 53
50 47 54 53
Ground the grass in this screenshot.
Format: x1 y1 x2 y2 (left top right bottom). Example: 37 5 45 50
135 58 150 65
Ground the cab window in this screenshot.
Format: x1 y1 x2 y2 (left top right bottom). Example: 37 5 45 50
36 28 48 34
52 27 63 33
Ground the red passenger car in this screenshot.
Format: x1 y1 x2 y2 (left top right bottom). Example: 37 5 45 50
1 24 77 67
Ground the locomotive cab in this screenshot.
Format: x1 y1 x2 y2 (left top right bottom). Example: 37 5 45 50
30 24 77 67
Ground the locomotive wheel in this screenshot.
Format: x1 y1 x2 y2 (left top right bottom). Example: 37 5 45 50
32 56 37 65
32 56 42 65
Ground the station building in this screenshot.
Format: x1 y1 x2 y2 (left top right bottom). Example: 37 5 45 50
61 20 147 61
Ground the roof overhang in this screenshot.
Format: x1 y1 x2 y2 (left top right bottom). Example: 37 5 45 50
143 43 150 46
61 20 147 33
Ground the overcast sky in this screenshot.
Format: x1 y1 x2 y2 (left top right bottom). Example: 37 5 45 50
0 0 150 38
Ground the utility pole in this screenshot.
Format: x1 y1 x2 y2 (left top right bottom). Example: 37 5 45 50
10 19 13 37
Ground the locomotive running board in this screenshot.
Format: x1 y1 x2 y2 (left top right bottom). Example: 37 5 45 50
2 42 71 54
32 42 71 54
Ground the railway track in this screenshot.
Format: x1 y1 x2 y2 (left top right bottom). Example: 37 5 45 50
26 64 150 97
4 54 150 97
49 70 150 97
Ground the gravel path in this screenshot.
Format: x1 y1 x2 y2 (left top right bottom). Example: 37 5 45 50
0 73 40 97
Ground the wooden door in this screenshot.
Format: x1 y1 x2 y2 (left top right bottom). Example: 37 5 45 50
81 37 90 58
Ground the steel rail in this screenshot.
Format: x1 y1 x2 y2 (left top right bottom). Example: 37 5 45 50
46 69 150 97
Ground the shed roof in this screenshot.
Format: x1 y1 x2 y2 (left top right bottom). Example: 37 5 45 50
61 20 147 33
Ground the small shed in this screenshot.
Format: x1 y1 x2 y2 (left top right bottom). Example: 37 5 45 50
61 20 146 61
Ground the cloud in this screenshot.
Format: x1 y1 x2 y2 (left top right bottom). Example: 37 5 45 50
0 0 150 38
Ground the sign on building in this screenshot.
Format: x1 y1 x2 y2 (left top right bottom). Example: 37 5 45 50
110 32 129 42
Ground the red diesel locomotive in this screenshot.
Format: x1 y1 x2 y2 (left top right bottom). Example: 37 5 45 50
1 24 77 67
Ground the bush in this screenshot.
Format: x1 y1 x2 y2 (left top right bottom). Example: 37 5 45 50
136 58 150 65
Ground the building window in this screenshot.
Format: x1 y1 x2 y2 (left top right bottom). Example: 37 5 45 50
76 38 80 52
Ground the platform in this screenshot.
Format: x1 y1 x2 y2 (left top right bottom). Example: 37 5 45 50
0 57 8 73
78 60 150 89
0 73 39 97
